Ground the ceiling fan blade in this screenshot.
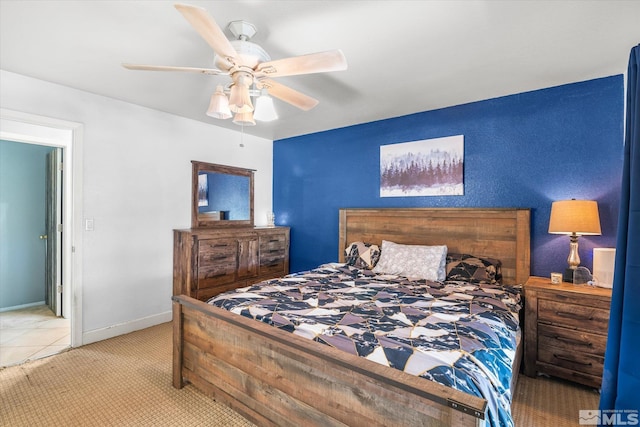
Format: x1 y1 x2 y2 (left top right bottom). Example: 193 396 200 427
174 3 237 68
255 50 347 78
260 79 319 111
122 63 227 76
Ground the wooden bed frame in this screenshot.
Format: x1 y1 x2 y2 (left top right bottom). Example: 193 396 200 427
172 208 530 427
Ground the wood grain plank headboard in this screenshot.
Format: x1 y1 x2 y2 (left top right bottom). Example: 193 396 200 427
338 207 531 285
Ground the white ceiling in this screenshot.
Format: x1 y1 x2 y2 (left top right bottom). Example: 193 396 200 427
1 1 639 141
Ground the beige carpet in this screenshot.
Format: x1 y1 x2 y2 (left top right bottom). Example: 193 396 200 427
513 374 601 427
0 322 599 426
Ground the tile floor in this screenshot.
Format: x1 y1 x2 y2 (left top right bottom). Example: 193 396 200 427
0 304 70 368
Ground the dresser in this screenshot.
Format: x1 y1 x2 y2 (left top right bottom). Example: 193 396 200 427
523 276 612 388
173 226 290 301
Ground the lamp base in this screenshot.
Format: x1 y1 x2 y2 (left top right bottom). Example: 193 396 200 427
563 268 576 283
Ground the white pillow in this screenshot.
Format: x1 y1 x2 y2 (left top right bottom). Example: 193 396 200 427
372 240 447 281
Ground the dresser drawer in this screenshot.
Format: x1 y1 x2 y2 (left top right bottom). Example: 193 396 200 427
538 298 609 333
198 263 236 288
537 345 604 378
198 238 237 261
259 233 287 276
259 259 286 277
538 324 607 356
260 234 286 254
197 238 237 288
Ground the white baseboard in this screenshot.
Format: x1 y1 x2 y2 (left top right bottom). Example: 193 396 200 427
0 301 46 313
81 311 172 345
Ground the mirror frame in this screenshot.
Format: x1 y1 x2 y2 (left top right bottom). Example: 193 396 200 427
191 161 254 229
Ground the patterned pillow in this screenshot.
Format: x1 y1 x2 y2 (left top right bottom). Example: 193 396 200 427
344 241 381 269
372 240 447 281
446 253 502 284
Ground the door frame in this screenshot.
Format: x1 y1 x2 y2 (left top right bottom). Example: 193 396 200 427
0 108 83 347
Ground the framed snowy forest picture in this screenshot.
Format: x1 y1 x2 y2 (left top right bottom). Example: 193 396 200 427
380 135 464 197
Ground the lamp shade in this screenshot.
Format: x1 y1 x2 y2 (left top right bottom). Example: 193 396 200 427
548 199 601 235
228 71 254 113
232 111 256 126
206 85 232 119
253 89 278 122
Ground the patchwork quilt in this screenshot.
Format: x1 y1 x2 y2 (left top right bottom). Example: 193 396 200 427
209 263 521 427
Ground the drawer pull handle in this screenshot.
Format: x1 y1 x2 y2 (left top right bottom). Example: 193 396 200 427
555 336 593 347
555 311 593 321
553 354 593 366
205 273 228 279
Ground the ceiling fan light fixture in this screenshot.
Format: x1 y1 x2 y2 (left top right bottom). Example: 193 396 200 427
232 111 256 126
124 4 348 127
206 85 232 119
253 89 278 122
229 71 254 113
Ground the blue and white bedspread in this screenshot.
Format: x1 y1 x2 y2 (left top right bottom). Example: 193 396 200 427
209 263 521 427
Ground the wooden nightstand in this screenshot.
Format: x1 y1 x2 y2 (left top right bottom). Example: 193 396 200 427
523 276 612 388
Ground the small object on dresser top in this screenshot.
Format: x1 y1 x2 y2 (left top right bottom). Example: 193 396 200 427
550 272 562 284
573 266 592 284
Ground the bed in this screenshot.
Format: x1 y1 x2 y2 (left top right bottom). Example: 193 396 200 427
172 207 531 427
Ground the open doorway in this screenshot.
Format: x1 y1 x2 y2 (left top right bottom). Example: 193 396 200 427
0 140 66 367
0 109 83 366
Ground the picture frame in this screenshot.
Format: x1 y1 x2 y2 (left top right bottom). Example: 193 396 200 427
197 173 208 207
380 135 464 197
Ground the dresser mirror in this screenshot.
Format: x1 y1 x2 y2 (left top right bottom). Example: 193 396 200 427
191 161 254 228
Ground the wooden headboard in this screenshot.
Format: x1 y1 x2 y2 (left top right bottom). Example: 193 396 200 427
338 207 531 284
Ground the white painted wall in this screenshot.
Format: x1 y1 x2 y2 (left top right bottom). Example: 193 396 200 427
0 70 273 343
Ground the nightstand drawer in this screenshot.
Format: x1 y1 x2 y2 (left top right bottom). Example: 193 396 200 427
538 324 607 356
538 346 604 378
538 299 609 333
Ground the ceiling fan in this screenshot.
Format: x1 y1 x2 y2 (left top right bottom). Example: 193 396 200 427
123 3 347 125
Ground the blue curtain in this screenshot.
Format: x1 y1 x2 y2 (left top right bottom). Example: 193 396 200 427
600 44 640 413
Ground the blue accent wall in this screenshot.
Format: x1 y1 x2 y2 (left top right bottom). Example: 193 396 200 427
273 76 624 279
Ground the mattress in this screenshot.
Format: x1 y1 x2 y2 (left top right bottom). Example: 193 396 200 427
209 263 521 427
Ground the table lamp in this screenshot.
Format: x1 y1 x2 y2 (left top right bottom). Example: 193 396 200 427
548 199 601 283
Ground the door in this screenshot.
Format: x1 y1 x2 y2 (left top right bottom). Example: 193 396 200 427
237 236 259 279
45 148 63 316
